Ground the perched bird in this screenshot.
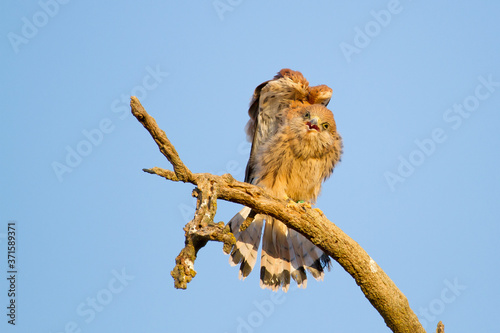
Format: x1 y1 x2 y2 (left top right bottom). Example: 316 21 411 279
229 69 343 291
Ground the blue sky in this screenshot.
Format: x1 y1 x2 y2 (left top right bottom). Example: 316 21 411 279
1 1 499 332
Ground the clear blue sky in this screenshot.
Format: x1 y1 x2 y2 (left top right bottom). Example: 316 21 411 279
1 1 499 332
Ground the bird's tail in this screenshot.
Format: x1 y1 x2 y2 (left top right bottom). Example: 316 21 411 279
228 207 331 291
229 207 265 279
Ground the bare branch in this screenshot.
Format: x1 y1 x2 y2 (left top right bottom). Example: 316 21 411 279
170 178 235 289
131 96 194 183
130 97 431 333
143 167 179 181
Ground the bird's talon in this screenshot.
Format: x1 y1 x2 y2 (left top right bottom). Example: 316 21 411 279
313 207 324 216
285 196 296 208
298 201 312 209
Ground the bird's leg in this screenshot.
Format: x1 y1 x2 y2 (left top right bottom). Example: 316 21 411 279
284 196 324 215
284 197 313 213
293 200 325 216
295 200 313 213
296 200 312 209
284 195 296 209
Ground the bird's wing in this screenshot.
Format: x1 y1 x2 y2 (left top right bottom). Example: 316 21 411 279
308 84 333 106
244 69 310 183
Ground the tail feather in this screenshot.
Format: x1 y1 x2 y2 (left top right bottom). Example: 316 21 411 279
260 218 281 290
260 217 293 291
275 225 291 292
228 208 330 291
228 206 251 239
288 229 308 288
298 235 331 280
229 207 264 279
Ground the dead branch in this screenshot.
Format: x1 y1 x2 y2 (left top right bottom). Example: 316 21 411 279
436 321 444 333
131 96 442 333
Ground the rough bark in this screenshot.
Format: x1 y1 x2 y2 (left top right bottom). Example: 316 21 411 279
130 96 444 333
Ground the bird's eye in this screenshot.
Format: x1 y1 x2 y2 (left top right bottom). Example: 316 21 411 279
322 123 329 130
304 112 310 119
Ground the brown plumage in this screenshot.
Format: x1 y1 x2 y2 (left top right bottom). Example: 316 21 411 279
229 69 342 291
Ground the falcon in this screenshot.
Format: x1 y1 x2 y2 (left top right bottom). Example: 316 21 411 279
228 69 343 291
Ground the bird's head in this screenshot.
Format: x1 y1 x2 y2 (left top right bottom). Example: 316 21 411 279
287 104 340 159
290 104 336 134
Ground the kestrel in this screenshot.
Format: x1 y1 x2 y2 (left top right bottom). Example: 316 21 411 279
229 69 343 291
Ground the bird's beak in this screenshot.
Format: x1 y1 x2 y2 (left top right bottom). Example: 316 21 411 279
306 116 321 131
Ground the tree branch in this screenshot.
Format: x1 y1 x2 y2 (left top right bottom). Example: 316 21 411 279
131 97 194 183
436 321 444 333
130 96 442 333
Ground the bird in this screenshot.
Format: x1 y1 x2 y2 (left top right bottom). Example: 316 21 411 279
228 69 343 292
